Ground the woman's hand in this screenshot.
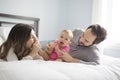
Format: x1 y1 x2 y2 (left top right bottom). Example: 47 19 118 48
32 41 41 53
29 41 41 58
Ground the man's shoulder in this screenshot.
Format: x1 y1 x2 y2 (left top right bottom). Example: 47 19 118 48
86 45 99 51
73 28 84 32
72 28 83 38
84 45 100 56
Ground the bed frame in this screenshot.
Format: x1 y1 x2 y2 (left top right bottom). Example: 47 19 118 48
0 13 40 37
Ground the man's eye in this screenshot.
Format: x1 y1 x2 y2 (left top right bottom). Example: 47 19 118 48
82 34 84 37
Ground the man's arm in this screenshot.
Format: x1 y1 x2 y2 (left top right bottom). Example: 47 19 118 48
59 50 100 65
58 50 80 63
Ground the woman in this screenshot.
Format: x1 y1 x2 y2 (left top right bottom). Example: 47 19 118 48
0 23 49 61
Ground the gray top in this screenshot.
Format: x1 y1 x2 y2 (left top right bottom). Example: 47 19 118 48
69 29 100 65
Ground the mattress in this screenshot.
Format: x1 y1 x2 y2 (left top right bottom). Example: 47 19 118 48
0 55 120 80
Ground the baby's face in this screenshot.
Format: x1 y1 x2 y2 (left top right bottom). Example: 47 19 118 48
58 32 71 47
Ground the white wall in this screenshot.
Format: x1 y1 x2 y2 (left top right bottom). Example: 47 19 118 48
0 0 92 41
66 0 93 30
103 43 120 58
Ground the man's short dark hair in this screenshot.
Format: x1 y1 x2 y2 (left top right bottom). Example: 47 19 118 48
87 24 107 44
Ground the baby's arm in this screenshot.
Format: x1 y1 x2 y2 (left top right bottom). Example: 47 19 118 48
55 45 70 56
54 45 70 62
54 45 63 56
45 42 56 55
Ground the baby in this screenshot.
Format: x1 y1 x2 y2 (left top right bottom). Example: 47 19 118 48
49 30 73 61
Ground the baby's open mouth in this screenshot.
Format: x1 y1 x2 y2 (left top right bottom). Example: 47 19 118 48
59 42 64 45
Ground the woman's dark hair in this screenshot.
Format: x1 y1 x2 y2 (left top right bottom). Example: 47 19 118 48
0 23 33 60
87 24 107 44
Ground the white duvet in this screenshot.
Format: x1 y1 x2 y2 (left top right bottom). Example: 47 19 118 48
0 55 120 80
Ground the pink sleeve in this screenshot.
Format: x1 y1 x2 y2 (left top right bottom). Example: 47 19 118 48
63 46 70 52
57 46 70 56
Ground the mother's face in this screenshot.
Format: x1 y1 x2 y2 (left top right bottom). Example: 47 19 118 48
26 30 37 48
78 28 97 46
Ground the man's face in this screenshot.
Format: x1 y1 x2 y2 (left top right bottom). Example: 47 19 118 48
78 28 97 46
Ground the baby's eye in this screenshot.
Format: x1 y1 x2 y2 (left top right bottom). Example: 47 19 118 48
60 36 63 38
65 38 68 41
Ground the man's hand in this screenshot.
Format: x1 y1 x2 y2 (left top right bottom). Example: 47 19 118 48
59 50 73 62
59 50 80 63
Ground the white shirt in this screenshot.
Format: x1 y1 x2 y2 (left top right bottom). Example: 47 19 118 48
0 48 43 61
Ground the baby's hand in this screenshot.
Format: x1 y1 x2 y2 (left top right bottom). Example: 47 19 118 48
51 42 57 48
55 45 63 56
45 42 54 54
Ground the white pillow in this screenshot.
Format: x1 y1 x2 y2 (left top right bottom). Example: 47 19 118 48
0 36 4 45
0 27 12 42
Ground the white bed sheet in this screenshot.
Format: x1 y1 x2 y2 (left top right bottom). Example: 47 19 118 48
0 55 120 80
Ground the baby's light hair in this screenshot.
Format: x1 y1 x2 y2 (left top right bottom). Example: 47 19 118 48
61 29 73 40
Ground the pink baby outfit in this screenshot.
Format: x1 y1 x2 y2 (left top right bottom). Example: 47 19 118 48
50 40 70 61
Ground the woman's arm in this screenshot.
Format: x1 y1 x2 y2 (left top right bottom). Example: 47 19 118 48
38 49 50 60
25 41 41 60
38 42 55 60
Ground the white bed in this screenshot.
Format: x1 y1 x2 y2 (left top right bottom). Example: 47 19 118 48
0 55 120 80
0 13 120 80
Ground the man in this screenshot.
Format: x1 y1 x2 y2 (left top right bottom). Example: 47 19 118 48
45 24 107 65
